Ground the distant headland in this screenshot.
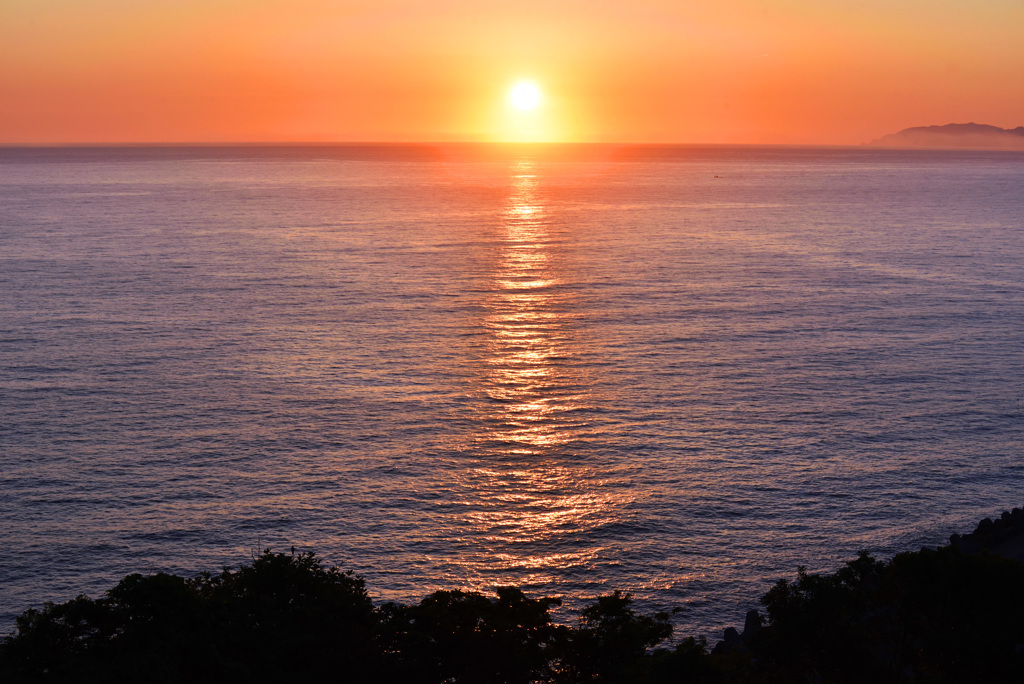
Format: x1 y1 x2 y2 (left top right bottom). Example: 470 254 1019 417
868 122 1024 150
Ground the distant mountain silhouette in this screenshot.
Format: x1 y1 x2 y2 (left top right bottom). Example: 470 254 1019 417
869 123 1024 150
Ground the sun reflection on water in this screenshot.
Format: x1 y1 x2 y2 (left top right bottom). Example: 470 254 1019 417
482 161 582 455
442 160 629 593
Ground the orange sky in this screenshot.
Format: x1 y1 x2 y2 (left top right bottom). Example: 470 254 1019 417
2 0 1022 144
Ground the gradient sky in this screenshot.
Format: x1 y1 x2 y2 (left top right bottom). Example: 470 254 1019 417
2 0 1023 144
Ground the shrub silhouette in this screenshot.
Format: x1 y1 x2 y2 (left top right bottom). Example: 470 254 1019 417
0 550 376 683
750 547 1024 683
554 590 673 683
4 545 1024 683
379 587 560 684
196 549 376 679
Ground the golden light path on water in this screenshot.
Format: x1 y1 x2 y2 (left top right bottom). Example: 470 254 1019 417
486 162 569 454
441 160 629 592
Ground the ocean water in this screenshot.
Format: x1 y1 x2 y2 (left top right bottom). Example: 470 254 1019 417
1 144 1023 636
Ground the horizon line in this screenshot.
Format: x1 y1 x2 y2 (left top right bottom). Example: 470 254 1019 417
0 140 888 150
3 140 1022 153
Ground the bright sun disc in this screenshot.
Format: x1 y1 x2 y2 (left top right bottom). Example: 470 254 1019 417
510 82 541 110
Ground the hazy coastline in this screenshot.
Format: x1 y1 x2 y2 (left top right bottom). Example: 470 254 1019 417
868 123 1024 150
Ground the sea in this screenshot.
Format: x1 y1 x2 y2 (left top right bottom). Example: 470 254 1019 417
1 144 1023 637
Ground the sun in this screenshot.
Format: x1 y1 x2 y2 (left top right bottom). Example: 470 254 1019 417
509 82 542 110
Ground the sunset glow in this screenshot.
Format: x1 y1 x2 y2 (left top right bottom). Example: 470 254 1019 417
1 1 1022 143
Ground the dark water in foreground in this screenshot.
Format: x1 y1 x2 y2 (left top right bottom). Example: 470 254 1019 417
1 144 1022 635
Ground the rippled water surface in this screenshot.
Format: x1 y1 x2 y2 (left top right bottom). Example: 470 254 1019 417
2 145 1023 635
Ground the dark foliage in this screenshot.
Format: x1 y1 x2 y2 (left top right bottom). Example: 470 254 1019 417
556 591 673 683
0 550 376 683
4 546 1024 683
378 587 561 684
642 637 722 684
748 547 1024 683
